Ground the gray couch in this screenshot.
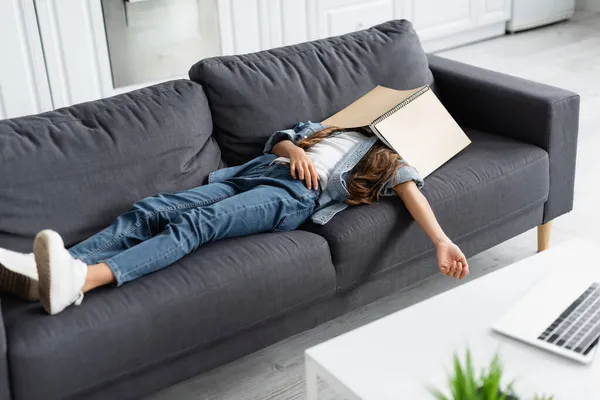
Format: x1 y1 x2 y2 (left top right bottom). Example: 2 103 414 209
0 20 579 400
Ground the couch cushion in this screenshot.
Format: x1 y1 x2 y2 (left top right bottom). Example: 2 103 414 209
302 129 549 290
0 80 222 252
1 231 335 400
189 19 433 166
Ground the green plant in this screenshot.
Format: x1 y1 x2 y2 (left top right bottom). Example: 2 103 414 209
429 350 555 400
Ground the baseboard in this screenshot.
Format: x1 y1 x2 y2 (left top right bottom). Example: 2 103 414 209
576 0 600 12
506 11 575 32
424 22 507 53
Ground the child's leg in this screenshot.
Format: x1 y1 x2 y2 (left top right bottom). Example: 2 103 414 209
33 167 317 314
103 184 317 285
68 182 238 265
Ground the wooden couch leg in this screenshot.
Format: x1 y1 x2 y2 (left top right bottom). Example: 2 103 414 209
537 221 553 252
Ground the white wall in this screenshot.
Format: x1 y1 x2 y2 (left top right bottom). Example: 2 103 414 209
577 0 600 11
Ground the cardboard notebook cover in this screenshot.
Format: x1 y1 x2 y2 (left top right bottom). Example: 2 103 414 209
322 85 471 178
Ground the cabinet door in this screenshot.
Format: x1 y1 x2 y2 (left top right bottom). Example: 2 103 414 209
280 0 309 46
0 1 52 119
479 0 511 25
35 0 114 108
309 0 395 39
409 0 477 41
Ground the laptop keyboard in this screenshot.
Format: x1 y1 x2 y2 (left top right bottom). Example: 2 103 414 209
538 282 600 356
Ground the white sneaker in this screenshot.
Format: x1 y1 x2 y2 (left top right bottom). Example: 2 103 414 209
0 248 39 301
34 230 88 315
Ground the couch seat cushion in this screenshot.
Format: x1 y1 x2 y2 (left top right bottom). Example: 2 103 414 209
1 231 335 400
303 129 549 290
189 19 433 166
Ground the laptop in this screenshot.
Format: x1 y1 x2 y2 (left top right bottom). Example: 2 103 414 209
493 266 600 364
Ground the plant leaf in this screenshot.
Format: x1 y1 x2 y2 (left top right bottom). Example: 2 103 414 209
452 352 467 399
533 394 555 400
429 348 540 400
427 386 450 400
490 354 503 400
464 349 478 399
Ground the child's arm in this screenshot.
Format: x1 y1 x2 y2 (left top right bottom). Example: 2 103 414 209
272 140 319 190
394 181 469 280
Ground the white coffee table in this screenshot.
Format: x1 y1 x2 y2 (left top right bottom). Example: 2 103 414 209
305 239 600 400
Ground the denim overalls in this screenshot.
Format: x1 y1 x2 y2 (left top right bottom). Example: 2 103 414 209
211 121 424 224
68 122 423 285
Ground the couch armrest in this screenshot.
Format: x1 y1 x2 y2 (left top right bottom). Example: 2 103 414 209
0 300 10 400
428 54 580 223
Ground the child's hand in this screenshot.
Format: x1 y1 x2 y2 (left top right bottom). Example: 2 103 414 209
436 240 469 279
288 146 319 190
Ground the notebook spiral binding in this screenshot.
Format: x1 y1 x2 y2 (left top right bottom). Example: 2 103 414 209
371 86 430 126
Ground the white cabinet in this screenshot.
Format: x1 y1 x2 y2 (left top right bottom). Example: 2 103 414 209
34 0 113 109
309 0 396 38
302 0 510 53
218 0 262 55
12 0 511 113
302 0 511 53
410 0 475 41
408 0 511 51
35 0 209 108
0 1 52 119
509 0 574 32
481 0 512 25
201 0 512 58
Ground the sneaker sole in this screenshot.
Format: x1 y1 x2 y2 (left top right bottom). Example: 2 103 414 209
34 231 54 314
0 262 39 302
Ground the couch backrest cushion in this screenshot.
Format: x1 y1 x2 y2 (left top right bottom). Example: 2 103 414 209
0 80 221 252
189 19 433 166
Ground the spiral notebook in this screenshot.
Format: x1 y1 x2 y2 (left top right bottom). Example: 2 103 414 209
321 85 471 178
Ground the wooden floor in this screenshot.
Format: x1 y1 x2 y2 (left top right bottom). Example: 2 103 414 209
148 13 600 400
